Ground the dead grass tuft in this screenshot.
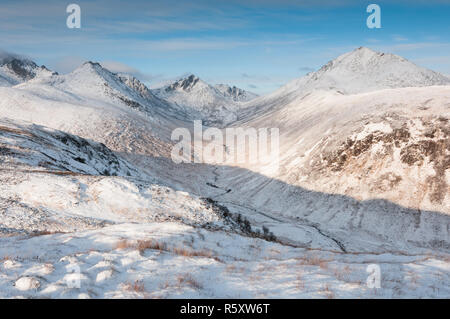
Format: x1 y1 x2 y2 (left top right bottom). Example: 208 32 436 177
28 230 64 237
172 247 212 258
177 274 203 290
115 240 130 250
136 240 166 253
115 239 219 261
124 280 145 293
323 284 335 299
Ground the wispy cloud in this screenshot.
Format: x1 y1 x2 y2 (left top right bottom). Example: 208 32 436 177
384 42 450 51
392 35 408 42
99 61 156 81
47 56 86 74
0 49 31 63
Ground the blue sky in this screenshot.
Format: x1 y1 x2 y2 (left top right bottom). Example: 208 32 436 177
1 0 449 94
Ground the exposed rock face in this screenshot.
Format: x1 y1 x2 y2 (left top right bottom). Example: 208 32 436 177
0 57 55 86
214 84 258 102
307 115 449 206
165 74 200 92
118 74 155 101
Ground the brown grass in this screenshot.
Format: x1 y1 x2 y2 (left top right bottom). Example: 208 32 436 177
297 253 328 266
295 274 304 291
115 239 166 253
332 265 352 282
177 274 203 290
124 280 145 293
0 126 33 137
28 230 65 237
307 254 323 266
0 255 13 262
136 240 167 253
115 240 130 250
159 280 171 290
172 247 212 258
323 284 335 299
115 239 218 261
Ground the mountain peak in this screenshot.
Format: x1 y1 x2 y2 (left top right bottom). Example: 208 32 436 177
83 61 102 67
77 61 106 73
214 84 258 102
299 47 450 94
165 74 201 93
0 54 55 86
69 61 117 82
355 46 374 52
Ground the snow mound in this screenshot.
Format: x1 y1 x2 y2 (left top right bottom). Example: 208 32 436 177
15 277 40 291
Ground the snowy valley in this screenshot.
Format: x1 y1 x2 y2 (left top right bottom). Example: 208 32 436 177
0 47 449 298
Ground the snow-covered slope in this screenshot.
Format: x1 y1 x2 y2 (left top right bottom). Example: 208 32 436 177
0 118 229 235
153 75 256 126
0 55 54 87
1 221 448 298
238 47 450 120
229 48 450 216
0 119 139 177
1 119 448 298
213 86 450 254
175 48 450 255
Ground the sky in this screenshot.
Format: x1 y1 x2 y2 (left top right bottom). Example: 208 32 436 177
0 0 449 94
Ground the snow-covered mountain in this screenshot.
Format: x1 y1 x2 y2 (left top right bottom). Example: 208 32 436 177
0 61 186 161
153 74 257 126
25 61 167 114
211 47 450 254
287 46 450 94
0 55 55 87
238 47 450 119
214 84 258 102
0 48 449 298
299 46 450 93
218 86 450 251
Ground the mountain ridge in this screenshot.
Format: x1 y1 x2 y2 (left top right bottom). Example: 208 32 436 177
153 73 258 126
0 55 55 87
284 46 450 95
